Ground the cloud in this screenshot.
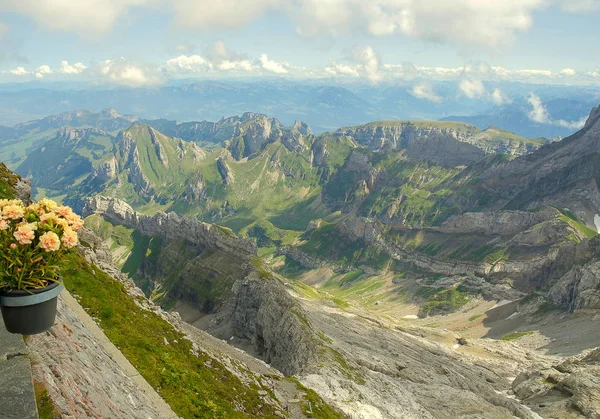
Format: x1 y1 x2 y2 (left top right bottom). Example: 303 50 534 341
171 0 283 29
34 64 52 78
324 64 360 77
554 117 587 129
294 0 545 49
527 93 551 123
59 61 87 74
0 0 156 36
260 54 289 74
165 54 212 73
351 45 381 82
383 62 419 79
8 66 30 76
217 59 254 71
559 68 576 76
459 78 486 99
492 88 511 105
92 58 161 86
527 93 585 129
409 82 442 103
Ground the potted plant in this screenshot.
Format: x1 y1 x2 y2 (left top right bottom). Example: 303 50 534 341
0 198 83 334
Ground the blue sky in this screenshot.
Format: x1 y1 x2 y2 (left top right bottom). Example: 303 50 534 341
0 0 599 86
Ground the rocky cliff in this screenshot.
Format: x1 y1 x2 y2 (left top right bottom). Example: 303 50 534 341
335 120 542 159
83 195 256 258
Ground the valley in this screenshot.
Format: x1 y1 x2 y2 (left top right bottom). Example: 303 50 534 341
3 104 600 418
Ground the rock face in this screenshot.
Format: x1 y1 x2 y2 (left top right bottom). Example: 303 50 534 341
0 162 31 202
549 261 600 311
26 293 178 419
512 348 600 419
437 209 555 236
216 156 235 185
82 195 256 258
335 121 540 159
230 275 319 375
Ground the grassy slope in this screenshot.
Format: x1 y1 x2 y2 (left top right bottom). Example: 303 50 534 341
0 162 18 199
61 251 281 418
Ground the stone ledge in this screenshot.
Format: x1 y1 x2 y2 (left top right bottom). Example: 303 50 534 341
0 320 38 419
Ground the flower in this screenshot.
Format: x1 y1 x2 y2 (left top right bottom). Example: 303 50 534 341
2 204 24 220
39 198 58 210
9 243 16 249
61 227 78 248
55 206 73 218
13 222 38 245
39 231 61 252
40 211 59 224
65 212 84 231
0 219 8 230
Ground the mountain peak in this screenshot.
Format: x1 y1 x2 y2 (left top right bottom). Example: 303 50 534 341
583 105 600 131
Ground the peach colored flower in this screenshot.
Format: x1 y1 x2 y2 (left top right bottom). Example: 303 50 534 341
40 211 59 224
2 204 24 220
9 243 17 249
66 213 84 231
39 231 60 252
0 219 8 230
61 227 78 248
55 206 73 218
56 218 69 230
39 198 58 210
13 222 37 245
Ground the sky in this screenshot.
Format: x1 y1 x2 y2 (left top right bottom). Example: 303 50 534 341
0 0 599 87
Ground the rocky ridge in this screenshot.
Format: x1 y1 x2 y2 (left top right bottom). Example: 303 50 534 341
83 195 256 257
335 121 543 158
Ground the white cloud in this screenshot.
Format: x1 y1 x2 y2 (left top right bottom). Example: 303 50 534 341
527 93 585 129
165 54 211 73
554 117 587 129
0 0 156 36
8 66 30 76
409 82 442 103
260 54 289 74
217 59 254 71
459 78 486 99
34 64 53 79
351 45 381 82
92 58 161 86
527 93 551 123
294 0 545 49
59 61 87 74
324 64 360 77
559 68 576 76
171 0 282 29
491 88 511 105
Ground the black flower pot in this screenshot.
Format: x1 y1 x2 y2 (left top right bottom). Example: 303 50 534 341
0 282 63 335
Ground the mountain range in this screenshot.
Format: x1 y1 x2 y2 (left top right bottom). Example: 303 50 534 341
3 103 600 418
1 79 598 137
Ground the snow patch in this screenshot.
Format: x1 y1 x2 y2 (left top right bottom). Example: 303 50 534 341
594 214 600 233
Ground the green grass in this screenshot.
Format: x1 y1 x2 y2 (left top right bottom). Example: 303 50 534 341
61 251 282 418
485 248 509 265
285 378 345 419
421 288 470 316
34 382 60 419
500 330 534 341
0 162 19 199
468 314 483 322
556 209 598 239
